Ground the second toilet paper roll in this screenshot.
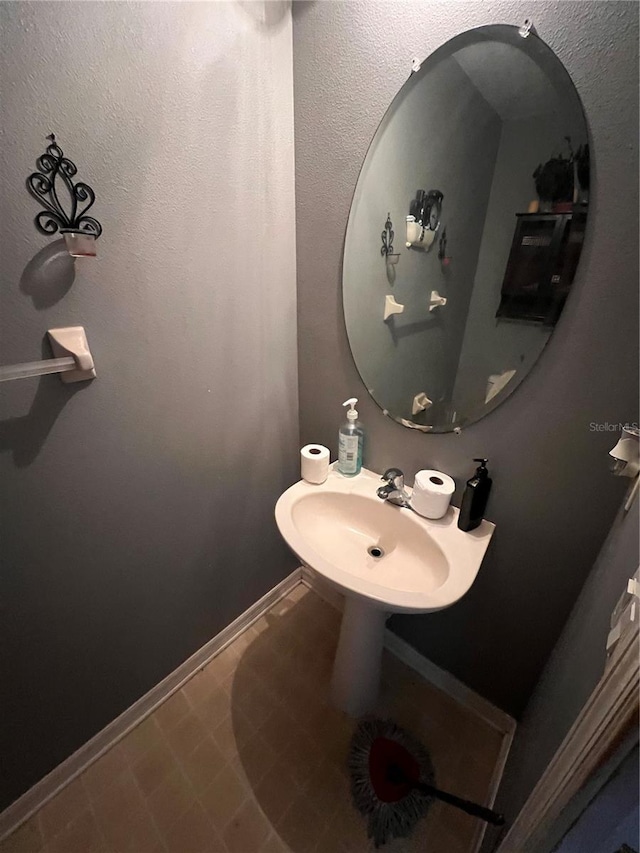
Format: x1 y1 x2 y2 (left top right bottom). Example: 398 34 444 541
301 444 330 484
411 469 455 519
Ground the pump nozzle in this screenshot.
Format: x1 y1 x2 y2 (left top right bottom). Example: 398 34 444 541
343 398 359 421
473 458 489 479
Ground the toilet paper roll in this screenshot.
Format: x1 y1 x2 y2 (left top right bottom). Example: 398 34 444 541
301 444 330 484
411 469 455 519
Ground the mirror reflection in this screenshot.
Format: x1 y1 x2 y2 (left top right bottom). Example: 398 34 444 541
343 25 590 432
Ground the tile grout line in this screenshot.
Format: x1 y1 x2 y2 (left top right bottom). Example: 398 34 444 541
125 755 171 853
158 705 232 849
128 681 245 850
199 760 250 843
149 681 247 852
85 777 125 853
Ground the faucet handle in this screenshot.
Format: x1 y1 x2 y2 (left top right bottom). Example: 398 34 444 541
381 468 405 489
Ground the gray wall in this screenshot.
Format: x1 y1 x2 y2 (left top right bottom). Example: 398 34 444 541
343 55 501 422
293 0 639 715
0 1 297 809
491 497 640 836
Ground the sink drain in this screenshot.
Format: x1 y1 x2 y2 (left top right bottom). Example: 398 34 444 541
367 545 385 559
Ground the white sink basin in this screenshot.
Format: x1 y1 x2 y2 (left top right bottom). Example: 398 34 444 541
275 465 495 715
276 465 494 613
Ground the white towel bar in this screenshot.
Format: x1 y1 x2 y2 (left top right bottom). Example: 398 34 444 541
0 326 96 384
0 357 76 383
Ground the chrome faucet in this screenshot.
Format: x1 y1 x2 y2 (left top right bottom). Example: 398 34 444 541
377 468 411 508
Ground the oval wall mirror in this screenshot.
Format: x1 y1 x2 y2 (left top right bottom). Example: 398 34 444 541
343 24 590 432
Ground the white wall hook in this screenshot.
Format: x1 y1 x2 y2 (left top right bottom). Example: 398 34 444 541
429 290 447 311
383 294 405 321
47 326 96 383
518 19 536 38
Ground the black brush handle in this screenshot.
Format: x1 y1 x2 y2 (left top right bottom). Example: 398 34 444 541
415 781 505 826
386 764 504 826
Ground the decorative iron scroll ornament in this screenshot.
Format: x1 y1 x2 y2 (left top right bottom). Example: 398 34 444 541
26 134 102 239
381 213 395 257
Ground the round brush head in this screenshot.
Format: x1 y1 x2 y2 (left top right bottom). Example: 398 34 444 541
348 717 434 848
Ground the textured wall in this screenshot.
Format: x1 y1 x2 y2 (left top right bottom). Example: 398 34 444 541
293 0 639 715
490 500 640 837
0 1 296 809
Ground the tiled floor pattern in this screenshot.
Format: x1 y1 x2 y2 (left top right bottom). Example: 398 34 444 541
1 585 505 853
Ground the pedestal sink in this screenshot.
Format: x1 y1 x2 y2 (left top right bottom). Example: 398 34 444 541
275 465 495 716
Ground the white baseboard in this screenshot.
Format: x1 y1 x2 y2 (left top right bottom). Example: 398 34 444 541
0 568 302 843
2 564 515 852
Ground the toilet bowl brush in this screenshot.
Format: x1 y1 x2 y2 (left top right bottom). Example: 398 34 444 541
348 717 505 848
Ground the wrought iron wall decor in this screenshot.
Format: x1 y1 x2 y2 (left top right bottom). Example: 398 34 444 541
381 213 400 280
438 226 450 265
26 134 102 257
380 213 395 257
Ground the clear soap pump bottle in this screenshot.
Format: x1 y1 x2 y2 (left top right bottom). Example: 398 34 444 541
338 397 364 477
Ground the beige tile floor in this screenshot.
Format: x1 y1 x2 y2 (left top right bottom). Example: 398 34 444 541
1 585 505 853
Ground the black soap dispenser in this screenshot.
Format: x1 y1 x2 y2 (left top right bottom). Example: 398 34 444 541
457 459 492 532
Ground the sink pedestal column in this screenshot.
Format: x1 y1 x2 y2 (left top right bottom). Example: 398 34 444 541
330 597 388 716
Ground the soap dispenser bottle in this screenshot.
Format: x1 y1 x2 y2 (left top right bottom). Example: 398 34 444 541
338 397 364 477
457 458 492 531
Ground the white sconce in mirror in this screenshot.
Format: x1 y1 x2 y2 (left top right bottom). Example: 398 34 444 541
383 294 404 321
610 426 640 511
412 392 433 416
26 134 102 258
406 190 443 250
429 290 447 311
